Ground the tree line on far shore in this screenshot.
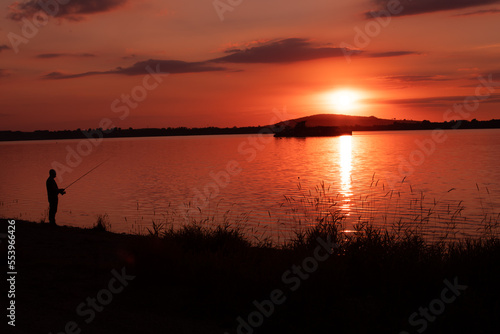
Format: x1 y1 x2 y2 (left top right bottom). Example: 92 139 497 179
1 118 499 141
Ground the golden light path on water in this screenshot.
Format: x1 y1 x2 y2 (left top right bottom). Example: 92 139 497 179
339 135 353 215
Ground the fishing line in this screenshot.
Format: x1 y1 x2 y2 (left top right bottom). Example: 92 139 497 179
64 158 111 190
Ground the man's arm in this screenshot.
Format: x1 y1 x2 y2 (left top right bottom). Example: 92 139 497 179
51 179 65 195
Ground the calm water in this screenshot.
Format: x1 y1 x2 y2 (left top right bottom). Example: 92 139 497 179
1 129 499 241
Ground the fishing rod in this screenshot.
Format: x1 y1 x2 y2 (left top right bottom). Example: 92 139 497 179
64 158 110 190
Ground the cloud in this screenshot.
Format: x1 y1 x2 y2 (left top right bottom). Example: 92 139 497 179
40 38 422 80
8 0 128 22
488 71 500 82
460 72 500 87
383 75 452 82
36 53 96 59
373 93 500 107
115 60 226 75
212 38 359 63
453 8 500 16
42 59 227 79
0 45 11 53
43 71 105 80
212 39 418 63
469 71 500 87
365 0 500 18
122 54 137 60
475 71 500 81
368 51 420 58
382 96 465 105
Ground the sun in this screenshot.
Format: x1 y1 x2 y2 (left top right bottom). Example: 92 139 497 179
327 89 363 112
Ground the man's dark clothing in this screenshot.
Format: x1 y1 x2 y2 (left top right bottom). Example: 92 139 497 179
46 176 62 225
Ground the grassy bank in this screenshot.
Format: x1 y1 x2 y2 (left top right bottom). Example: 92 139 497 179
4 217 500 334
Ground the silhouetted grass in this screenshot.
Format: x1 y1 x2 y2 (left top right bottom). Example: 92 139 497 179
15 180 499 333
91 213 111 231
122 179 500 333
124 214 499 333
163 222 251 253
13 212 500 334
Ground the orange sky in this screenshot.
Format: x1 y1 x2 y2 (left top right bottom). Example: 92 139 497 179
1 0 500 131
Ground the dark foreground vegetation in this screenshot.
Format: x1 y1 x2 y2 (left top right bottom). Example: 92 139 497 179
4 217 500 334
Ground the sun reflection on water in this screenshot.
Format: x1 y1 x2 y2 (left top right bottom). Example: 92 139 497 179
339 135 353 214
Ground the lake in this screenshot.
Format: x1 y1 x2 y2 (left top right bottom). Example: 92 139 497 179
1 129 499 242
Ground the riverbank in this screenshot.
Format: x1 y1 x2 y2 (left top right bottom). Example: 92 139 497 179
3 219 500 333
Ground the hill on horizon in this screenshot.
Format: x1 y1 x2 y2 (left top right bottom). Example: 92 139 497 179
276 114 419 128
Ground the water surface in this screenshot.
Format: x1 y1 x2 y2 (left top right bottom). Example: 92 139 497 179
1 129 499 241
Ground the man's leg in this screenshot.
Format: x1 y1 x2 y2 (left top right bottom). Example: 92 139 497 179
49 200 58 225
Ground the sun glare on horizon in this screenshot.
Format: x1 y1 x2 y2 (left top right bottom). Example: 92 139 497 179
326 89 364 113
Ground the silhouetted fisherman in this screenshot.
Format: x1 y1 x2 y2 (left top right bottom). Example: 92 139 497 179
46 169 66 226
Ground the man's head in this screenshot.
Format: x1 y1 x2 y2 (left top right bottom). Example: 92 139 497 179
49 169 56 178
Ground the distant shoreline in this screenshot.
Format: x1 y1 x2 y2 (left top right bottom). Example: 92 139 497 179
1 119 499 142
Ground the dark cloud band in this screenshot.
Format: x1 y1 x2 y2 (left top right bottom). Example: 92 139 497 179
8 0 128 21
36 53 96 59
0 45 11 53
212 38 353 63
366 0 500 18
42 59 226 79
41 38 420 80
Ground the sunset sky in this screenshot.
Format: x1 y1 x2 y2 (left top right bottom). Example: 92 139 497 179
1 0 500 131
